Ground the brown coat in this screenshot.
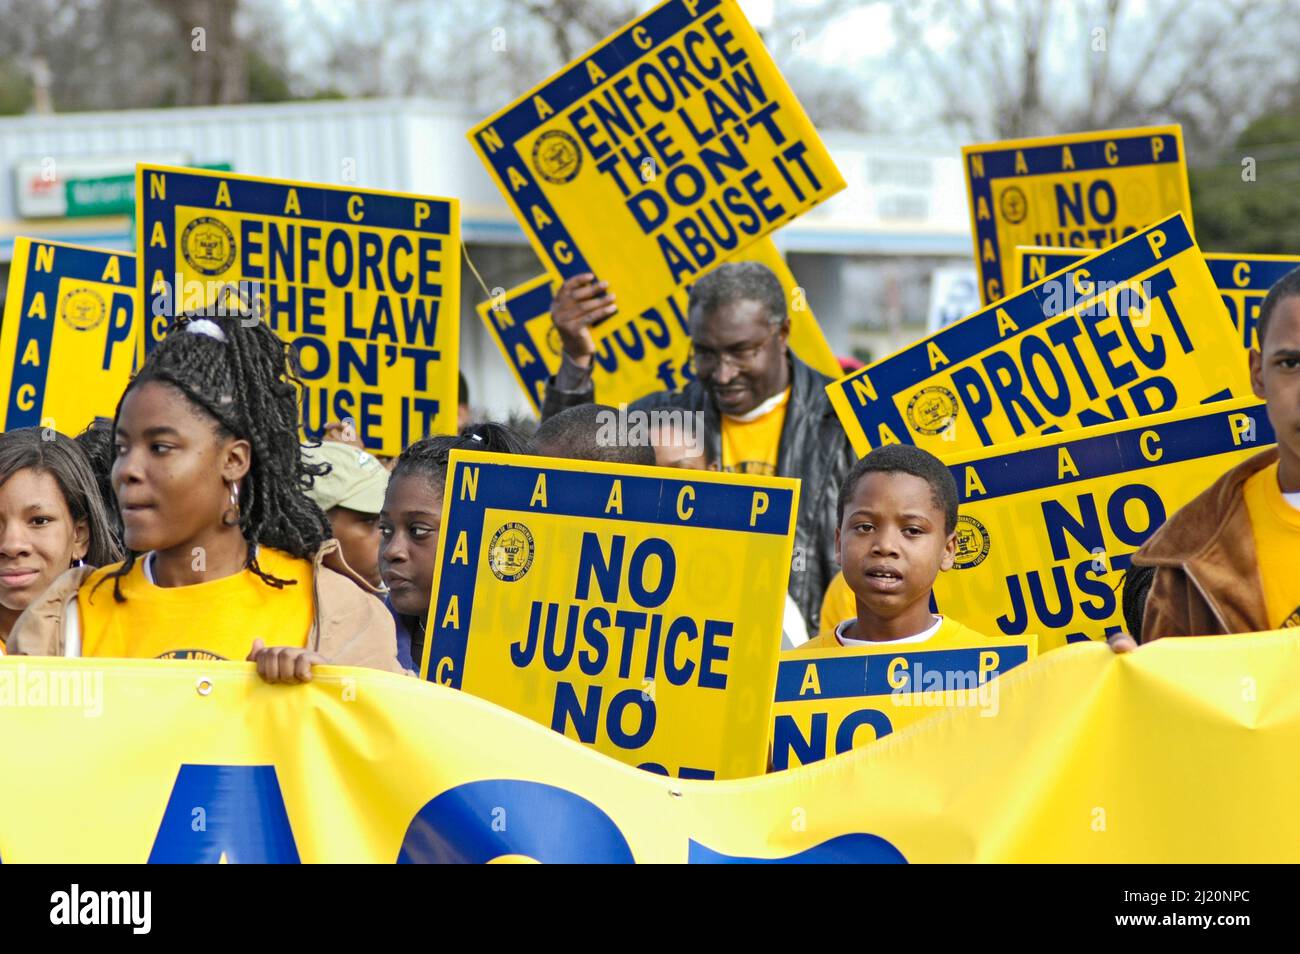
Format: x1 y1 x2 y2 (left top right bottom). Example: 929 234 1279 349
1130 447 1277 642
4 539 405 673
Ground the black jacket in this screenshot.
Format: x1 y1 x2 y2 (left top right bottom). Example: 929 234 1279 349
542 353 856 633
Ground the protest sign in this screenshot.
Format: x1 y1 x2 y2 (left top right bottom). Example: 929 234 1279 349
478 237 840 414
425 449 798 779
0 238 138 434
136 163 460 455
1010 244 1089 294
964 125 1192 305
934 397 1275 652
826 214 1250 456
770 635 1037 770
1209 253 1300 349
468 0 844 313
1014 246 1300 351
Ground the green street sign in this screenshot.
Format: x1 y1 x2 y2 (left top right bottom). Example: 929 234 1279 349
64 162 232 217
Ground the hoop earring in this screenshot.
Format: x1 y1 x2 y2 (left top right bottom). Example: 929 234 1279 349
222 480 241 527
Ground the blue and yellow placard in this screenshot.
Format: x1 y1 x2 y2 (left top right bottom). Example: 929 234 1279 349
425 449 799 779
770 635 1036 770
136 163 460 455
1010 245 1089 293
826 214 1249 457
468 0 844 314
965 125 1192 305
478 237 840 414
1014 246 1300 351
0 238 138 434
934 397 1275 652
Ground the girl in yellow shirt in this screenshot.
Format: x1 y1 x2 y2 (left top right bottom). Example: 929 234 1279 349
8 306 401 679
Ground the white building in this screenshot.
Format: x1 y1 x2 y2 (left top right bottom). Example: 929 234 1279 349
0 98 974 420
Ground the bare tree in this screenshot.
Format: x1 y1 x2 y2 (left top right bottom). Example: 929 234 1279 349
886 0 1300 154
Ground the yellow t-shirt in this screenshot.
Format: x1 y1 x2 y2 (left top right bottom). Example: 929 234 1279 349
795 615 991 653
77 547 314 660
721 388 789 476
1243 461 1300 629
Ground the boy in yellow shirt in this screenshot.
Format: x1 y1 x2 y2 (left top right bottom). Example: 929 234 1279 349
799 444 989 652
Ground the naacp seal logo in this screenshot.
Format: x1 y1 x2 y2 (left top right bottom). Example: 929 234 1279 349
999 185 1028 224
181 216 236 276
906 386 958 435
489 522 535 582
532 130 582 184
59 287 106 332
952 515 990 570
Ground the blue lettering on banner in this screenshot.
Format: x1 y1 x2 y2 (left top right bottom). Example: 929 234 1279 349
148 764 300 863
397 779 635 863
688 832 907 864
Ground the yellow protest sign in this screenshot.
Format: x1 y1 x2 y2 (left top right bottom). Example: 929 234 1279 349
965 125 1192 305
770 635 1037 770
826 214 1250 457
1013 246 1300 351
136 163 460 455
424 449 798 779
468 0 844 313
478 237 840 414
0 238 138 434
6 633 1300 862
1009 244 1088 293
934 397 1274 652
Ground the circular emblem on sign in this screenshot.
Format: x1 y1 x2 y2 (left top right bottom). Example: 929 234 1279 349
906 386 958 436
489 522 535 582
1000 185 1028 224
532 130 582 184
952 515 991 570
181 216 236 276
59 287 106 332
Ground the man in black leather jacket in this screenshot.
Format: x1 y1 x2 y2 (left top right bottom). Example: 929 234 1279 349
540 261 856 635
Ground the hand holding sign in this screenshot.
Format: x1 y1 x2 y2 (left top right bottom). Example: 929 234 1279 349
551 273 616 365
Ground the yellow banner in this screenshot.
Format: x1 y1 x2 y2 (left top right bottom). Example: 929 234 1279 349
136 164 460 455
934 397 1274 651
0 238 138 434
3 634 1299 862
1013 246 1300 351
826 214 1250 457
478 237 840 414
964 125 1192 305
770 635 1037 770
423 449 799 779
468 0 844 312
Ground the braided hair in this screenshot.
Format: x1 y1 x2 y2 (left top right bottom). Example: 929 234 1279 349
390 421 532 491
101 301 331 601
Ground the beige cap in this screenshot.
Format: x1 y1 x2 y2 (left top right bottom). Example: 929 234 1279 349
303 441 389 514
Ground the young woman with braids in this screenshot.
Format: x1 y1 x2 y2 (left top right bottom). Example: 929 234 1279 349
7 311 403 681
380 423 530 671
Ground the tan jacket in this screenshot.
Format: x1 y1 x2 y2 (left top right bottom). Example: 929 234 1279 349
4 539 405 673
1130 448 1277 642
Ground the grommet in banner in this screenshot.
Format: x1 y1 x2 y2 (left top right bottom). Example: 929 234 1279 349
196 677 213 696
668 786 683 798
